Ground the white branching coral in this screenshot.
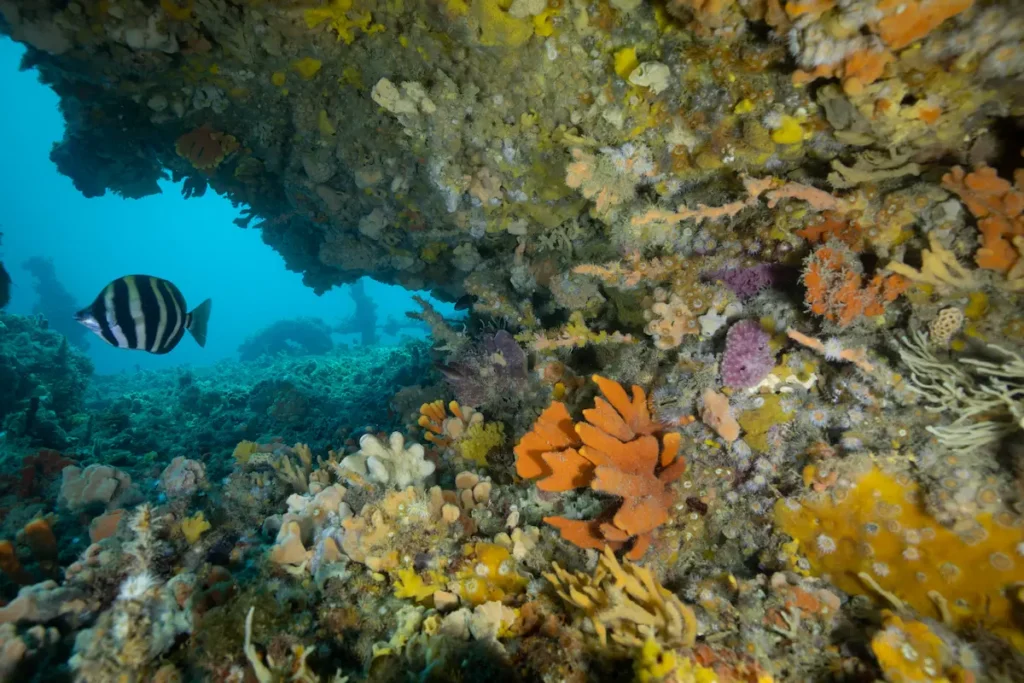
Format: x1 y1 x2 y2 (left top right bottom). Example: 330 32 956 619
341 432 435 488
898 331 1024 452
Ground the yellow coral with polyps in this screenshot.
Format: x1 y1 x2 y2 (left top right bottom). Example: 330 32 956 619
455 542 527 605
456 422 504 467
776 465 1024 640
634 639 718 683
871 611 976 683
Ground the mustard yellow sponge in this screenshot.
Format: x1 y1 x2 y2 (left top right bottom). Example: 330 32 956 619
291 58 322 81
393 568 445 603
455 542 527 605
181 512 211 545
776 465 1024 639
771 115 803 145
737 394 794 452
305 0 384 44
871 611 976 683
456 421 505 467
614 47 640 79
634 639 718 683
472 0 534 47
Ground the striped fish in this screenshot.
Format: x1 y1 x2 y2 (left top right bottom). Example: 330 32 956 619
75 275 212 354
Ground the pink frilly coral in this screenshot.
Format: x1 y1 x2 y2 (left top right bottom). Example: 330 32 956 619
721 320 774 389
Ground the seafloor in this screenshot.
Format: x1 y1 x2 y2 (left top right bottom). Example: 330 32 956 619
1 0 1024 681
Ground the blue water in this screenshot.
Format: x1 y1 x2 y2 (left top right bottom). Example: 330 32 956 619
0 38 453 375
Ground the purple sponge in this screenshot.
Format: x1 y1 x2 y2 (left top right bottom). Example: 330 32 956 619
721 320 774 389
703 264 777 300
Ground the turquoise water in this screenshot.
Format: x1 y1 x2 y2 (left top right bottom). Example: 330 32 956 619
0 38 452 376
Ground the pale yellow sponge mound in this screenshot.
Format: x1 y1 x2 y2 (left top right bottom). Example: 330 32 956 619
775 465 1024 641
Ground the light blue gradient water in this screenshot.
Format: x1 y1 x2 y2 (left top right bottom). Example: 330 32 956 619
0 39 452 375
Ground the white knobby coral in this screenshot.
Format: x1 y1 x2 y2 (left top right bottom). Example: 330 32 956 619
341 432 435 488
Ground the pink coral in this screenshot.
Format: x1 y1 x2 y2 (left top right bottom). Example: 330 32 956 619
721 320 774 389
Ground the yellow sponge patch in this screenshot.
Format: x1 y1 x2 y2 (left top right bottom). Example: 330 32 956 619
776 465 1024 640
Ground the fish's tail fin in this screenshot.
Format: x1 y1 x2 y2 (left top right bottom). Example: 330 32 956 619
187 298 213 348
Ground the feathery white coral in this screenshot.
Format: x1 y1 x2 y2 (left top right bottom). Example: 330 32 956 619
117 572 158 602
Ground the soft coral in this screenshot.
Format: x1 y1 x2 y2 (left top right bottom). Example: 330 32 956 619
515 376 685 559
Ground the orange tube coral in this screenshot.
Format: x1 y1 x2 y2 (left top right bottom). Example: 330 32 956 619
803 246 908 326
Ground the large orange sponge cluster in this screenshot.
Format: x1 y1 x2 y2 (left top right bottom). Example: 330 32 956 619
775 465 1024 642
515 375 685 559
942 165 1024 274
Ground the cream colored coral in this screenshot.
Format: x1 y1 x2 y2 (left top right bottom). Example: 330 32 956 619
928 308 964 347
445 406 484 444
341 433 435 488
468 601 518 641
269 484 351 568
628 62 671 94
454 471 491 511
544 546 697 653
272 443 313 493
371 78 435 116
885 235 977 293
644 288 700 350
340 486 476 571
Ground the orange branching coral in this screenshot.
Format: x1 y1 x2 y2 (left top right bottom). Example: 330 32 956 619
573 253 685 290
630 176 845 232
764 182 844 211
803 246 908 326
630 176 774 231
514 376 685 559
796 212 865 251
942 165 1024 273
419 399 481 449
786 329 874 373
175 124 240 170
